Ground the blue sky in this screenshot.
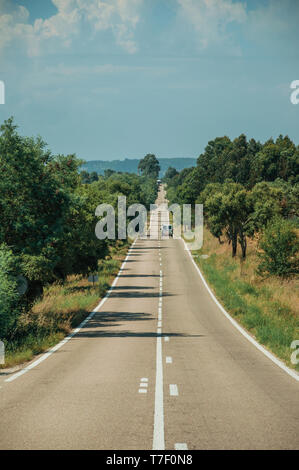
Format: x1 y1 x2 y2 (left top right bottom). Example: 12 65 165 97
0 0 298 161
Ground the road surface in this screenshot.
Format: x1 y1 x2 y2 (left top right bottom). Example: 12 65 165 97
0 185 298 450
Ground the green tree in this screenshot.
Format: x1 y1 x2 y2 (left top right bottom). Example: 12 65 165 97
104 169 116 178
202 182 253 258
89 171 99 182
138 154 160 179
257 218 299 278
164 166 178 182
80 170 90 184
0 118 107 295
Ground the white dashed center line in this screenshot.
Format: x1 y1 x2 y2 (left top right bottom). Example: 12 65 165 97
153 238 165 450
139 377 149 394
175 443 188 450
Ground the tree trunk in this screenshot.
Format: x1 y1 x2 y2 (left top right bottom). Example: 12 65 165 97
232 229 238 257
239 230 247 259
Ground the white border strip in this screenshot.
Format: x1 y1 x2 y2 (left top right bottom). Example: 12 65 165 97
182 239 299 382
5 239 137 383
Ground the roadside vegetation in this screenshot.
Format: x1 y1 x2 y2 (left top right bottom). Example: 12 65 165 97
195 229 299 370
1 242 128 368
0 118 158 368
165 133 299 369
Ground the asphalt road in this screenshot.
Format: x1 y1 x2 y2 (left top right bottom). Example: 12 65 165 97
0 186 298 450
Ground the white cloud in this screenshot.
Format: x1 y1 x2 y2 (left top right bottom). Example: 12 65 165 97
177 0 247 52
0 0 143 56
245 0 299 54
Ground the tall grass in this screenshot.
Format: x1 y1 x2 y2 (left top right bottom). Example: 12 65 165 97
193 229 299 370
2 241 129 368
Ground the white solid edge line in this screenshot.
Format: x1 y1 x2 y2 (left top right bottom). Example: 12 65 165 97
182 239 299 382
5 239 138 383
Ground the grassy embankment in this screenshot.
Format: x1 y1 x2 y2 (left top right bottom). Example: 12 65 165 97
192 228 299 370
1 241 129 369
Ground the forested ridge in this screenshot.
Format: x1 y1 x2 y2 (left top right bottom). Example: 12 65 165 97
82 157 196 176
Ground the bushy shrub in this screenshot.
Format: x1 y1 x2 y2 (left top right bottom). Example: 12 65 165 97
257 218 299 277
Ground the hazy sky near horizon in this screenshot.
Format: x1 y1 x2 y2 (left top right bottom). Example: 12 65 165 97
0 0 298 161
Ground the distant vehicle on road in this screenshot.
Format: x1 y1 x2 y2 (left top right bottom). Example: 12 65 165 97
157 179 162 185
161 224 173 237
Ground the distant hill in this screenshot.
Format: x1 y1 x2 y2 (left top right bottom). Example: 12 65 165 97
81 158 196 177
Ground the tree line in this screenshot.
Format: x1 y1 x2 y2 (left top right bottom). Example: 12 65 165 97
0 118 158 341
164 133 299 277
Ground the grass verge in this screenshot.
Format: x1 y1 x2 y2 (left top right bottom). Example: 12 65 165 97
193 228 299 371
1 241 129 369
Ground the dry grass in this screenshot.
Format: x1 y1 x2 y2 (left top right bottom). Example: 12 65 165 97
201 229 299 317
193 228 299 369
2 241 129 368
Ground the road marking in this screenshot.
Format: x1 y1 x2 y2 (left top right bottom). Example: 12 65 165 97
158 320 162 328
182 239 299 383
139 388 147 394
175 443 188 450
166 356 172 364
153 331 165 450
140 383 148 388
164 336 169 342
140 377 148 382
170 384 179 396
5 239 138 384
